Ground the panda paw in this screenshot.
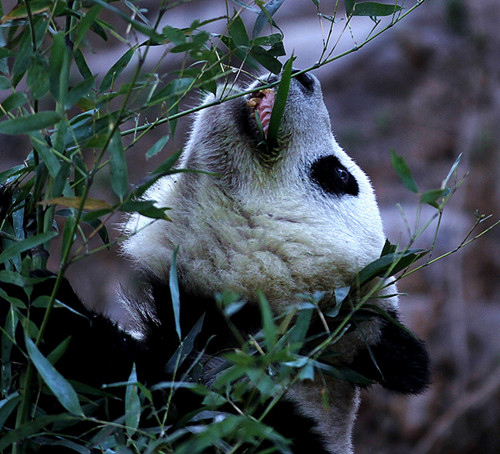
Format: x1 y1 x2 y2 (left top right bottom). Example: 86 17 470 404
350 311 431 395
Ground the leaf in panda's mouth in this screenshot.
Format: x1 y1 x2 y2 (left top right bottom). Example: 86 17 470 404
247 88 275 138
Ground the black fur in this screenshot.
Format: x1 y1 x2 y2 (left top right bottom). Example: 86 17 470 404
350 310 430 394
0 273 333 452
310 155 360 197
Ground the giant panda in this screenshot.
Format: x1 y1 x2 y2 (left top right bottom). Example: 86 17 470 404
0 70 429 453
119 70 430 453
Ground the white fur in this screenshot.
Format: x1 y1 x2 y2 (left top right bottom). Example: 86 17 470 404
122 73 397 453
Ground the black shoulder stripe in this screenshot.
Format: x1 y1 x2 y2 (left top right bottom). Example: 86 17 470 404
350 311 430 395
146 277 262 355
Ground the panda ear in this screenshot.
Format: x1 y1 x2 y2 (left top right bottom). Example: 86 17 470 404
350 312 431 395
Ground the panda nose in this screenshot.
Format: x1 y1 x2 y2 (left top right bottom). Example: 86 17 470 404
292 68 315 92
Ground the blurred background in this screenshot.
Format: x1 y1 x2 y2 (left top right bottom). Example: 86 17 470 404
1 0 499 452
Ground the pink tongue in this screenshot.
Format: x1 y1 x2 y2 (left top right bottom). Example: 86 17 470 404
257 91 275 137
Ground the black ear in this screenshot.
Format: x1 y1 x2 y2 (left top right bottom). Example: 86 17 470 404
350 311 430 395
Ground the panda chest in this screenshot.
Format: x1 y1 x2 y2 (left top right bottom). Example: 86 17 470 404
178 211 359 307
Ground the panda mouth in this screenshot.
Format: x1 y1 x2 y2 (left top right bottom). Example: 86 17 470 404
246 88 275 138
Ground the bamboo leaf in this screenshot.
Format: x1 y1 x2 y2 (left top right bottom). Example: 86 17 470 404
165 315 205 374
90 0 163 42
390 149 419 193
29 131 61 178
0 0 52 22
352 2 402 17
0 231 57 264
250 46 282 74
0 75 10 89
356 248 427 285
1 92 28 112
24 333 84 416
41 196 112 211
421 188 447 208
99 46 137 92
344 0 355 15
145 135 170 159
66 76 96 109
132 149 182 198
442 153 462 188
0 112 61 135
257 290 277 350
229 12 250 48
74 48 93 80
125 364 141 435
108 128 129 201
266 57 294 149
75 5 103 46
49 32 70 104
252 0 285 39
0 394 21 430
170 246 182 341
0 414 74 451
121 200 170 220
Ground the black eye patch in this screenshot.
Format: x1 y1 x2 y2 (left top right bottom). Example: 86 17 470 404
310 155 359 197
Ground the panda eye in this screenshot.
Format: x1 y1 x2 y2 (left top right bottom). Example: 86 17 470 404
335 167 349 185
310 155 359 197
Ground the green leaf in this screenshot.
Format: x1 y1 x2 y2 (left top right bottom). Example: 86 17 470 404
108 127 128 201
1 92 29 113
288 308 313 352
61 212 77 260
0 112 62 135
65 114 111 148
352 2 402 17
421 188 447 208
29 131 61 178
0 231 57 265
381 239 397 256
252 0 285 39
75 4 103 46
165 314 205 374
145 135 170 159
0 270 47 288
163 25 187 45
99 46 137 92
149 77 195 105
125 364 141 435
132 149 182 198
257 290 277 350
66 76 96 109
442 153 462 188
0 394 21 430
24 334 84 416
229 12 250 48
266 57 294 149
356 248 427 285
74 48 93 80
90 0 163 42
344 0 355 15
27 53 49 100
49 32 70 104
121 199 170 220
46 336 72 366
12 28 33 87
0 414 74 451
170 246 182 341
0 75 11 89
390 149 419 193
250 46 282 74
58 208 110 247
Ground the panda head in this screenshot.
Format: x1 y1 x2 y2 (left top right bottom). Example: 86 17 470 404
122 71 389 313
